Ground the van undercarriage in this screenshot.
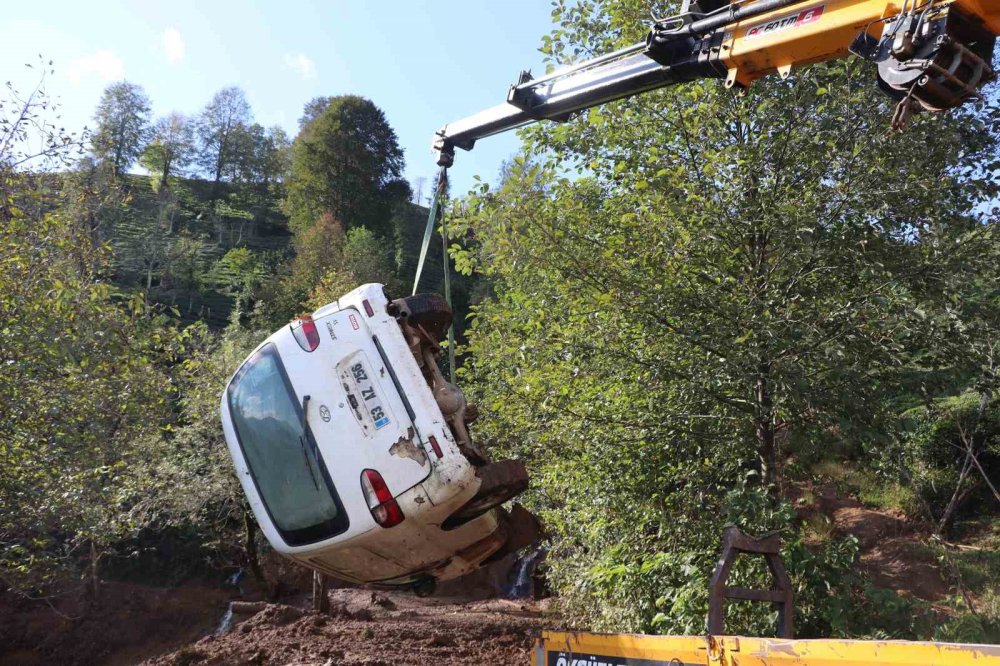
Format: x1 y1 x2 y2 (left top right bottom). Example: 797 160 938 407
388 293 542 550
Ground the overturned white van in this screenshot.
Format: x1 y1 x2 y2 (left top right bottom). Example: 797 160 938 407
220 284 539 594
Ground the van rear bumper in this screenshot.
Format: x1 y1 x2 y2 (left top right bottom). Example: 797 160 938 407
289 476 500 584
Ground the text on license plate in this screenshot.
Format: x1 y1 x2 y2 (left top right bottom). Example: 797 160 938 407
340 356 390 430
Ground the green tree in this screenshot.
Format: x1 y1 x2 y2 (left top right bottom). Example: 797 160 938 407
0 209 180 595
90 81 152 176
227 123 291 188
140 112 194 189
452 0 1000 635
306 227 402 310
258 215 404 324
298 95 331 129
163 234 209 299
342 226 400 289
196 86 252 188
284 95 409 236
257 212 347 323
208 247 269 315
258 126 291 187
129 320 270 593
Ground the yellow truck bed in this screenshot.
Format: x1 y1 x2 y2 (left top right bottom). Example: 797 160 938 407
533 631 1000 666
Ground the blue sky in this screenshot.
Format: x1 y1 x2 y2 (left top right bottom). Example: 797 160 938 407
0 0 556 196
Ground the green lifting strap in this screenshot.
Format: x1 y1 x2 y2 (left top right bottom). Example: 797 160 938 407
411 166 448 297
411 166 456 383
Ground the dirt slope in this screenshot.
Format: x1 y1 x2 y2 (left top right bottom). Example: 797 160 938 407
145 589 551 666
0 551 546 666
800 482 949 601
0 581 235 666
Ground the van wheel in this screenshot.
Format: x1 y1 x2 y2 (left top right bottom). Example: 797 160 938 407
412 576 436 597
482 504 544 564
399 293 452 340
501 504 543 553
442 460 529 530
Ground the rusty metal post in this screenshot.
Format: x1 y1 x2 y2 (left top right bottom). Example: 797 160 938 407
708 526 794 638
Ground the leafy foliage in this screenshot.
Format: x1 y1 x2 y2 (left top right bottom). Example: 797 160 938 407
196 86 253 186
890 393 1000 529
0 209 183 592
91 81 152 176
284 95 409 237
124 319 268 585
141 113 195 188
450 0 1000 635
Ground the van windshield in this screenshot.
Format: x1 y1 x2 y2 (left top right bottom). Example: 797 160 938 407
227 344 347 545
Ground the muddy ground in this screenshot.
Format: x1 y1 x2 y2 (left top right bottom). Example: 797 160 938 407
2 482 984 665
1 565 554 666
147 590 551 666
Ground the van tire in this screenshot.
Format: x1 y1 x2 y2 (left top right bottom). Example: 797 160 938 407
503 503 543 553
442 460 529 529
399 293 452 340
412 576 437 597
482 504 543 564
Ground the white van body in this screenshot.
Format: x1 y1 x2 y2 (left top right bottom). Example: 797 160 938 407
220 284 508 586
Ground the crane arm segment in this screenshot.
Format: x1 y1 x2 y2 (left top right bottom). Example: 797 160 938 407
434 0 997 166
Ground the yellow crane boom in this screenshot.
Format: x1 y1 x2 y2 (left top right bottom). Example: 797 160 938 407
434 0 998 165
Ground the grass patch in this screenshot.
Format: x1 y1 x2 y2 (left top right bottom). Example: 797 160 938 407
855 478 918 515
935 590 1000 643
802 512 836 544
925 527 1000 642
809 461 920 515
811 459 851 483
936 534 1000 591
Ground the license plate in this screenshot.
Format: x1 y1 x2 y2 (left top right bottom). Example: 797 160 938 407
340 355 391 431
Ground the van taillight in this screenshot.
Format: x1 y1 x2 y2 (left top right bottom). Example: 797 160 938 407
360 469 404 528
290 315 320 352
428 435 443 458
362 299 375 317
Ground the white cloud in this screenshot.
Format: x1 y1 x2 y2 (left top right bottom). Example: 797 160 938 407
284 53 317 80
67 50 124 85
162 28 185 62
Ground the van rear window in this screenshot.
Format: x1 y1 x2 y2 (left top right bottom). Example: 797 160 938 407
227 343 347 545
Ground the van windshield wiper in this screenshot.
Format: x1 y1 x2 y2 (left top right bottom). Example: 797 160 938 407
299 395 320 491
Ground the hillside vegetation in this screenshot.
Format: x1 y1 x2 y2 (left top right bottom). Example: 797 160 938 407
0 77 471 606
2 1 1000 660
448 0 1000 642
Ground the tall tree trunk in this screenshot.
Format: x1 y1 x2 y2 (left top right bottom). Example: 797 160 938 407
88 540 101 607
212 132 228 198
114 114 128 176
748 199 776 494
755 363 778 491
160 155 171 190
936 450 973 537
